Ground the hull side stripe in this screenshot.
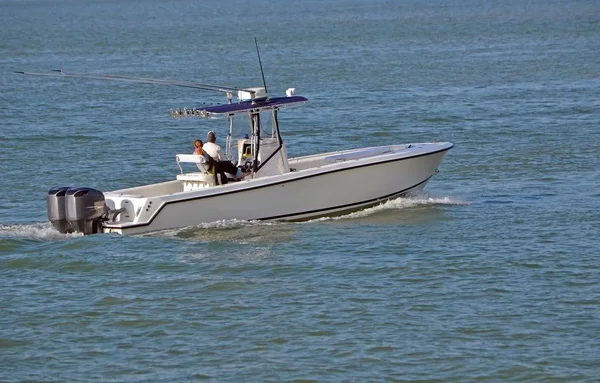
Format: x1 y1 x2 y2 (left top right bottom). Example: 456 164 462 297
256 176 432 221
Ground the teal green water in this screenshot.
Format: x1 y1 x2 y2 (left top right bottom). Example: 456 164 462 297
1 0 599 381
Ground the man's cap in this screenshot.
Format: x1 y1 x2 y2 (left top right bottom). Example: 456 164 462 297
207 131 216 141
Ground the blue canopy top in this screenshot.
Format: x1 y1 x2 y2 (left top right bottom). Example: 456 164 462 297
197 95 308 118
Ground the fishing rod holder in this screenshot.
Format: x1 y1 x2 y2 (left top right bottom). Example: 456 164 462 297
169 107 210 119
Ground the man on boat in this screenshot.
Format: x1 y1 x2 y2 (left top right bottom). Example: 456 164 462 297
204 131 250 181
203 131 224 161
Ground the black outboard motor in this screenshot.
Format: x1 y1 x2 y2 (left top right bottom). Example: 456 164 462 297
47 187 73 234
64 187 108 235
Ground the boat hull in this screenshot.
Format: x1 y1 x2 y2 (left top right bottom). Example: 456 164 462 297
103 143 452 235
104 144 452 234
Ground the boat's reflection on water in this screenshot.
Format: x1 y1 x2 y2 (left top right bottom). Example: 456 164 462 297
165 221 296 262
161 220 296 245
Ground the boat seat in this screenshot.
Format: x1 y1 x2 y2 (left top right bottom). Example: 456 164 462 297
176 172 215 190
175 154 215 190
176 154 211 173
176 172 214 182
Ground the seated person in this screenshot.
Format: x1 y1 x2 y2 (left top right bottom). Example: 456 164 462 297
194 140 249 185
193 139 204 155
203 131 224 161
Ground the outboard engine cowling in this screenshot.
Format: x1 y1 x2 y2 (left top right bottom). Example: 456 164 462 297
47 186 73 234
65 187 107 235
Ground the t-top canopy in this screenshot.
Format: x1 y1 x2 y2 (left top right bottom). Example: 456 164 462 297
197 95 308 118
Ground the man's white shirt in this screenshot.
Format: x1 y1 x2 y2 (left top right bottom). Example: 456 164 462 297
203 142 223 161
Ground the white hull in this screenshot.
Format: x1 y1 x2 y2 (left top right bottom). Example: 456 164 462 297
102 143 452 235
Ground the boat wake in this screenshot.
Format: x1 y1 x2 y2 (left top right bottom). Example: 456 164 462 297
309 193 469 222
0 222 83 241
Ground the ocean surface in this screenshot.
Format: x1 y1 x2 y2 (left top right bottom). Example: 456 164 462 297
1 0 599 381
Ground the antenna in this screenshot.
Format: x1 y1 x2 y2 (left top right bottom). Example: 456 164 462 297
254 37 269 99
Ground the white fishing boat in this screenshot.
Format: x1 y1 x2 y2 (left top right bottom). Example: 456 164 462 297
20 62 453 236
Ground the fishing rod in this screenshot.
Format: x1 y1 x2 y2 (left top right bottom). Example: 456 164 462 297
14 69 264 102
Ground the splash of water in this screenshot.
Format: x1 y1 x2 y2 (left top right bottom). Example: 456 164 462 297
308 193 469 222
0 222 82 241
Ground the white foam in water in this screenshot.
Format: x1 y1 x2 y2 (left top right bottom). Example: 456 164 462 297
0 222 83 241
308 193 469 222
